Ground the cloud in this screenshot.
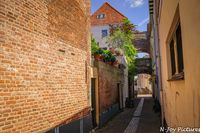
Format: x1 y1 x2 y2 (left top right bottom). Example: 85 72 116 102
126 0 144 8
138 17 149 27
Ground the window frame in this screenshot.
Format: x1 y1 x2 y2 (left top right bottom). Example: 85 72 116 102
101 29 108 38
96 14 105 19
169 39 176 76
166 6 184 81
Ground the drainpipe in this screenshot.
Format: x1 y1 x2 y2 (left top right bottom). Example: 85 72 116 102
149 0 165 126
156 22 165 126
149 0 166 126
154 3 165 127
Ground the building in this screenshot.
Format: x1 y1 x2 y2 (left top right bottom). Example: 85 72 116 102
0 0 92 133
149 0 200 128
134 31 150 54
132 31 152 97
148 0 162 103
91 2 129 109
133 31 152 96
135 74 152 95
91 2 126 49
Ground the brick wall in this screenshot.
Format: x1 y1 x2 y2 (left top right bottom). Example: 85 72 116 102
95 61 122 112
134 32 150 54
91 2 126 26
0 0 90 133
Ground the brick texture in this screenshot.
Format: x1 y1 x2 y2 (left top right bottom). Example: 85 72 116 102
133 31 150 54
91 2 127 26
95 61 122 112
0 0 90 133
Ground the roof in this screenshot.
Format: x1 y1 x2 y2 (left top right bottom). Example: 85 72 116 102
91 2 127 26
104 2 127 18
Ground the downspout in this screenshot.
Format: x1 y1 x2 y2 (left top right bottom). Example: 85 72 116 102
156 21 165 126
154 2 165 126
149 0 165 126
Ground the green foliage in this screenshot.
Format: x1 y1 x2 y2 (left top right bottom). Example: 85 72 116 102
91 37 116 63
121 18 136 35
91 37 99 55
107 29 127 48
110 55 116 62
107 19 137 79
95 48 104 55
128 61 137 81
109 18 136 36
102 50 116 62
124 43 137 64
107 29 137 64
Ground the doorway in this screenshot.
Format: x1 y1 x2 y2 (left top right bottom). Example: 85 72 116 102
118 83 123 110
91 78 97 128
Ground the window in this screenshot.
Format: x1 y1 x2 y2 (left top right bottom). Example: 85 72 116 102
96 14 105 19
168 23 184 80
170 40 176 75
176 24 184 73
166 6 184 81
102 30 108 38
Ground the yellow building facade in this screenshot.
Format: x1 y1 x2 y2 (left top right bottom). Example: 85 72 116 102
150 0 200 128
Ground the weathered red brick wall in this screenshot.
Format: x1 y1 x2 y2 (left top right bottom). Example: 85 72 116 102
95 61 122 112
0 0 90 132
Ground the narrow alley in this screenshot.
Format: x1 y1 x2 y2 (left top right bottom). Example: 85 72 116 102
0 0 200 133
95 96 160 133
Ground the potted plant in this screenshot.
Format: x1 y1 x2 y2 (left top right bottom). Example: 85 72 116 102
102 53 110 63
94 48 103 60
101 50 118 65
102 50 112 64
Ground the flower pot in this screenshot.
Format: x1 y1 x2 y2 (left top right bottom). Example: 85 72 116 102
94 54 102 61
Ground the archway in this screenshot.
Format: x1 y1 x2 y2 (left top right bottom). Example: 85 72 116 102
134 73 152 97
132 56 153 98
135 58 152 75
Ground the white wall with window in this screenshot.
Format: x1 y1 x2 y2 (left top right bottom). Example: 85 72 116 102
91 25 110 48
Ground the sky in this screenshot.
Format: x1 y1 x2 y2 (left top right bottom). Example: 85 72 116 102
91 0 149 31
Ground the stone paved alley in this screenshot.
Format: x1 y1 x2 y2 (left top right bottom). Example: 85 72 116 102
95 96 160 133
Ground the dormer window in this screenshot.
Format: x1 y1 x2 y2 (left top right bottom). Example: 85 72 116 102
96 14 105 19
